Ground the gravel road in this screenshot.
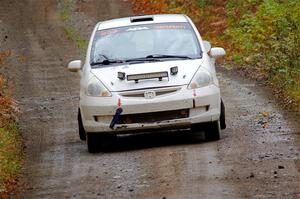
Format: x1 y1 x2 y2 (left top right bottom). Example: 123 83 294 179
0 0 299 198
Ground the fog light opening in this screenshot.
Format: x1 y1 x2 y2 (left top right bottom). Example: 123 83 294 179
206 105 210 111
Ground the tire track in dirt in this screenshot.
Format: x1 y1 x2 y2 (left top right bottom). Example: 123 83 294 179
0 0 80 197
0 0 299 198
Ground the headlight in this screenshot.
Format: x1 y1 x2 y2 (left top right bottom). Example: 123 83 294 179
86 76 111 97
188 68 212 89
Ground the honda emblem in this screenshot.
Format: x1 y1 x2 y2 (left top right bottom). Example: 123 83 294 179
144 90 156 99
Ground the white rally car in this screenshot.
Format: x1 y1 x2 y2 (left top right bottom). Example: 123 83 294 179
68 14 226 152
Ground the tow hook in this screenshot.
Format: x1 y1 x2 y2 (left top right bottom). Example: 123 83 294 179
109 107 123 129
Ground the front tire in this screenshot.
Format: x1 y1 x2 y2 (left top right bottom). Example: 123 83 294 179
87 133 116 153
205 120 220 141
87 133 100 153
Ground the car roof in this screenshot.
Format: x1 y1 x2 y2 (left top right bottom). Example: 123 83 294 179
97 14 189 30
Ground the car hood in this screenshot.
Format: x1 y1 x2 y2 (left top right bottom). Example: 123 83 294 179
91 59 204 92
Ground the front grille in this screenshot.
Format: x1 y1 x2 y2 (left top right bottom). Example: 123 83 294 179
118 109 189 124
118 86 181 98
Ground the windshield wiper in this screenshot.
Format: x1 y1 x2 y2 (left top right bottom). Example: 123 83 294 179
145 54 193 59
91 54 124 66
124 54 193 63
90 59 124 66
125 57 160 63
92 54 199 66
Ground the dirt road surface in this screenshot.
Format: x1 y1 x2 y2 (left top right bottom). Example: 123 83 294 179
0 0 299 198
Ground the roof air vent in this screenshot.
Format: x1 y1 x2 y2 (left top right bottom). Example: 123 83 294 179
130 16 154 23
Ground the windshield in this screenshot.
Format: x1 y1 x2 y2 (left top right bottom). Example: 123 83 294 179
90 22 201 67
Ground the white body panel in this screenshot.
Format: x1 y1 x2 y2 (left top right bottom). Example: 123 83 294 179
91 59 204 92
72 14 224 134
81 84 220 133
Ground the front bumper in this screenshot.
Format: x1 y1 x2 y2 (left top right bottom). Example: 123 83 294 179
80 85 221 133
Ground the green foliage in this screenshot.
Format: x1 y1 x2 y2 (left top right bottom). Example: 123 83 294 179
198 0 206 8
0 70 22 197
226 0 300 109
59 0 88 52
64 27 88 50
0 123 22 195
60 9 70 22
59 0 73 22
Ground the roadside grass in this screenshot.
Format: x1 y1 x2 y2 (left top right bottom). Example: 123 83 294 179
0 123 22 198
0 65 22 198
59 0 88 53
225 0 300 111
63 27 88 50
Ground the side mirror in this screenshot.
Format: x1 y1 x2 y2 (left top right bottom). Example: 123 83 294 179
68 60 82 72
203 40 211 53
210 47 226 58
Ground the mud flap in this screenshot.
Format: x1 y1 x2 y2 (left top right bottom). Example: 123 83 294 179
78 108 86 140
220 99 226 129
109 108 123 129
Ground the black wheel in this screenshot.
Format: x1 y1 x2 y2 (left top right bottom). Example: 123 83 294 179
87 133 100 153
100 134 116 151
205 120 220 141
87 133 116 153
220 99 226 130
78 109 86 141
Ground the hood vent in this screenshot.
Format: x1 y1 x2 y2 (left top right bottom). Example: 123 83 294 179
130 16 154 23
